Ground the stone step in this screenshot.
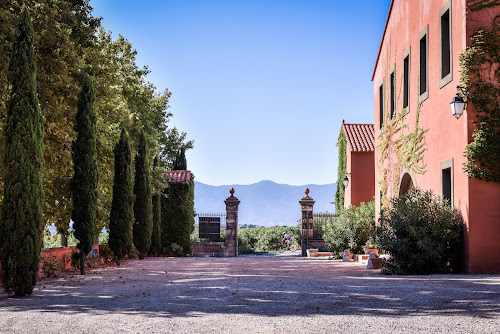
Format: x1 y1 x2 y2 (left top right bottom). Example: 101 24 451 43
353 254 370 263
317 252 334 257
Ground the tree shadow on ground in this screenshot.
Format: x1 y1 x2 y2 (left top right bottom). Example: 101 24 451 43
0 257 499 319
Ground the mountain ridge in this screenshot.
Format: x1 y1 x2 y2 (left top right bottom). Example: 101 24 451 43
194 180 336 227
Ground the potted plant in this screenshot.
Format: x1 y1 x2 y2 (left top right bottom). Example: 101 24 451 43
363 236 379 255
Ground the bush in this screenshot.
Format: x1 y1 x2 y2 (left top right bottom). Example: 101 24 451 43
43 232 78 248
167 243 184 256
323 200 374 254
377 188 463 275
238 226 300 254
70 250 81 271
99 244 115 264
41 255 62 278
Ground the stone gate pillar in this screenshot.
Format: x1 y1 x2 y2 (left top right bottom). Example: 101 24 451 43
224 187 240 257
299 188 315 257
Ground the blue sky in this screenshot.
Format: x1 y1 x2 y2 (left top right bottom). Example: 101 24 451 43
90 0 392 186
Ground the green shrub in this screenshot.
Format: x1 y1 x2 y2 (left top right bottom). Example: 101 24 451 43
168 243 184 256
99 232 109 245
43 232 61 249
99 244 115 264
323 200 374 254
41 255 62 278
43 232 78 248
377 188 463 275
238 226 300 253
70 250 81 271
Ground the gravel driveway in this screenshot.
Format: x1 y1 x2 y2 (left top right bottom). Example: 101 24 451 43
0 252 499 333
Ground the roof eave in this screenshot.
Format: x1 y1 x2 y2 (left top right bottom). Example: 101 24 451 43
371 0 394 81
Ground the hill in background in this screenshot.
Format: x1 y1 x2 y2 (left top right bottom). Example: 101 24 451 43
194 180 336 227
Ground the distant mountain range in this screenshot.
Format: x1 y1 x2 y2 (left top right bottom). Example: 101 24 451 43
194 180 336 227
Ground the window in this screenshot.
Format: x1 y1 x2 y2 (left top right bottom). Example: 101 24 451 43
419 25 429 102
390 68 395 119
442 168 452 203
440 0 452 87
403 48 410 113
379 82 384 129
441 159 454 206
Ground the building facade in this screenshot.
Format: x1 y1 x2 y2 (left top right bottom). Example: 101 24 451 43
342 122 375 208
372 0 500 273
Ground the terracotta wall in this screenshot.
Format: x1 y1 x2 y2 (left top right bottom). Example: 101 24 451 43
468 180 500 274
372 0 500 273
0 245 101 285
40 246 78 271
345 151 375 207
465 0 500 275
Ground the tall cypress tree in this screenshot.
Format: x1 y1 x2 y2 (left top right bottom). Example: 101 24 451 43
109 129 134 265
172 147 187 170
149 157 162 256
133 131 153 259
0 7 44 296
71 73 98 275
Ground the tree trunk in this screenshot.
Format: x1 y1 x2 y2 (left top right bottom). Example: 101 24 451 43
80 252 85 275
61 234 68 247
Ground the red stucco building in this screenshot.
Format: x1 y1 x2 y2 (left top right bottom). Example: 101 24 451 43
372 0 500 273
342 122 375 208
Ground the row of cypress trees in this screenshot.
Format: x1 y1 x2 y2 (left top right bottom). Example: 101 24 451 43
109 132 193 263
108 129 158 265
0 8 170 295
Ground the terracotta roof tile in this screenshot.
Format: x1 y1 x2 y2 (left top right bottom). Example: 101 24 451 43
166 170 192 184
342 123 375 152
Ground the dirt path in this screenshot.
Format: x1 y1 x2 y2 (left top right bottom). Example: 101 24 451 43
0 254 499 333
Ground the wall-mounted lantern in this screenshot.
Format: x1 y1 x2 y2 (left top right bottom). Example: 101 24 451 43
450 86 466 119
343 173 351 187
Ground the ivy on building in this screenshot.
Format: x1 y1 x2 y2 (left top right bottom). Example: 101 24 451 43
334 127 347 213
377 49 427 208
467 0 500 12
460 16 500 182
161 149 195 255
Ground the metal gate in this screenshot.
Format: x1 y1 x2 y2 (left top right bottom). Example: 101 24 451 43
194 212 226 242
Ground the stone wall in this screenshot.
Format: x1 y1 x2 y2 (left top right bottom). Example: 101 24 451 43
192 241 226 257
0 245 101 285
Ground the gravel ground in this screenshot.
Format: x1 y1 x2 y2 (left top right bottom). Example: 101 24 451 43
0 252 499 334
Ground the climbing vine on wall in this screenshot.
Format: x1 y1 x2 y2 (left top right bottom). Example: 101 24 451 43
460 15 500 182
467 0 500 12
377 48 427 209
334 127 347 213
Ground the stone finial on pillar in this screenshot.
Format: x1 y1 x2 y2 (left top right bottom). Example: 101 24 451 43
224 188 240 257
299 189 315 257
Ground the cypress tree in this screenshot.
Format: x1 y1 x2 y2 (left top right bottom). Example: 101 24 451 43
0 7 44 296
149 157 162 256
172 147 187 170
109 129 134 265
133 131 153 259
71 73 98 275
